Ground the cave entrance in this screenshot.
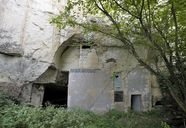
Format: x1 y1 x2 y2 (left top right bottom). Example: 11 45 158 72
42 71 69 107
42 84 68 107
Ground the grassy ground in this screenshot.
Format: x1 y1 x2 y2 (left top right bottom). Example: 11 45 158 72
0 92 169 128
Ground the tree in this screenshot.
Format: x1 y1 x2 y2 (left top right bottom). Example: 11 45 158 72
52 0 186 115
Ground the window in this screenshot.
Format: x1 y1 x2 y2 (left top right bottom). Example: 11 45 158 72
114 91 123 102
82 45 91 49
113 72 122 91
113 72 123 102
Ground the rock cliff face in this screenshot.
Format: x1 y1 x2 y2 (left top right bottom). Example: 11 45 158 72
0 0 162 112
0 0 69 98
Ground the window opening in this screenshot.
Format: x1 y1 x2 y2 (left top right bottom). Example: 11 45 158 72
113 72 123 102
113 72 122 91
155 101 162 106
114 91 123 102
82 45 91 49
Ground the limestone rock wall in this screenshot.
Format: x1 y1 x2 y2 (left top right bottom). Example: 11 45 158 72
0 0 162 111
0 0 65 97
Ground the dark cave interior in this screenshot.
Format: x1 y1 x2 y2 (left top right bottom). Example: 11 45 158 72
42 85 68 107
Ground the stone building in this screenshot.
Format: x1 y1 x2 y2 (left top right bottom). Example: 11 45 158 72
0 0 162 112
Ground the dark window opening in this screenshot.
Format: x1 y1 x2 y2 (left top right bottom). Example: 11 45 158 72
114 91 123 102
42 85 68 107
82 45 91 49
106 58 116 63
131 94 141 111
155 101 162 106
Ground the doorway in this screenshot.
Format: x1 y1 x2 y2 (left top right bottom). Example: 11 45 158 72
42 84 68 107
131 94 141 111
42 71 69 107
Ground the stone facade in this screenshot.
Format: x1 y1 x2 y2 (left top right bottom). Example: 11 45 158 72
0 0 162 112
55 39 162 111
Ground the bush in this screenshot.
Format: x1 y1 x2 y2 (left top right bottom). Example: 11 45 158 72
0 92 14 107
0 92 165 128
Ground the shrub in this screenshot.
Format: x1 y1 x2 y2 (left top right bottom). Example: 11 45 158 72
0 92 164 128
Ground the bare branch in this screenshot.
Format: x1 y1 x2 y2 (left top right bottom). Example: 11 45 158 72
171 1 181 66
153 22 173 64
94 0 131 45
138 9 175 76
140 0 145 17
147 0 151 33
94 0 160 76
113 0 139 19
77 23 121 41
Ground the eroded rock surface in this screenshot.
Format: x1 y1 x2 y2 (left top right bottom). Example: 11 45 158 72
0 43 24 56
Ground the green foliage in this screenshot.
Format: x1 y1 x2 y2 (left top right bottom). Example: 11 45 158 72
0 94 164 128
0 92 14 108
0 105 164 128
51 0 186 116
161 122 171 128
52 0 186 54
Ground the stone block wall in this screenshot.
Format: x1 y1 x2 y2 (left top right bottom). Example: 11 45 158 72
68 69 113 112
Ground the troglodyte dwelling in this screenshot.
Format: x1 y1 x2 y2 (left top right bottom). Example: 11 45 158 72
0 0 162 112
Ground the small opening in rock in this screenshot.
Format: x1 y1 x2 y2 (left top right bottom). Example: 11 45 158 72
155 101 162 106
82 45 91 49
106 58 116 63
